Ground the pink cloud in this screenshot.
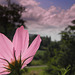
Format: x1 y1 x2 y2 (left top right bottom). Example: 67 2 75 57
20 0 40 7
21 2 75 28
21 0 75 40
0 0 75 27
0 0 75 40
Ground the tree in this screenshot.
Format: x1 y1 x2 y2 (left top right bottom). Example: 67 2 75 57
0 0 26 39
45 20 75 75
59 20 75 75
45 41 61 75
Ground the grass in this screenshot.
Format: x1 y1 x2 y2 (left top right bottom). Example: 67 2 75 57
30 60 44 66
22 66 47 75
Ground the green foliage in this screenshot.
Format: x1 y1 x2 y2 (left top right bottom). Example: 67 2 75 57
44 20 75 75
59 65 70 75
22 66 46 75
59 24 75 75
0 0 26 39
29 60 43 66
43 41 60 63
29 34 51 50
34 50 45 60
40 36 51 50
28 50 45 66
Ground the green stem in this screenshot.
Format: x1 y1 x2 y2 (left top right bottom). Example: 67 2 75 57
17 68 21 75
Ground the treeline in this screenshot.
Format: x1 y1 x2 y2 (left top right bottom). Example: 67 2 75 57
29 34 51 50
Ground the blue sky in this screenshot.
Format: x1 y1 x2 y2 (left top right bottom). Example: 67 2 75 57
36 0 75 9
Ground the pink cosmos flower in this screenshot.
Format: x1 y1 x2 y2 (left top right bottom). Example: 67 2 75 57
0 26 41 75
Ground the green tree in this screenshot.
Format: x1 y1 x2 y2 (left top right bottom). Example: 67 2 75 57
0 0 26 39
59 24 75 75
45 20 75 75
43 40 62 75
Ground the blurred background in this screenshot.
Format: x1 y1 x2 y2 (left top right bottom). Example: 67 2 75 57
0 0 75 75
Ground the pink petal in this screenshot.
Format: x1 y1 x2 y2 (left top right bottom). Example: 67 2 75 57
0 61 10 75
21 63 27 69
13 26 29 59
0 33 13 62
0 59 8 65
0 71 10 75
0 67 10 75
22 35 41 68
21 57 33 69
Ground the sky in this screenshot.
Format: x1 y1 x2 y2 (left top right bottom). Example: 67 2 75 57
35 0 75 9
0 0 75 41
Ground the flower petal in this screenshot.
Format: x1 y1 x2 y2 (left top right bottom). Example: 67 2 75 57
21 57 33 69
13 26 29 59
0 60 10 75
0 67 10 75
0 33 13 62
22 35 41 68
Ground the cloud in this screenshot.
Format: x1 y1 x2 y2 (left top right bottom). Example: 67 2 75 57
22 1 75 41
0 0 75 27
22 1 75 29
25 3 75 26
20 0 40 7
0 0 75 40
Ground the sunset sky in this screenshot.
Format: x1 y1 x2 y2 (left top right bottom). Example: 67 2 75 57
0 0 75 41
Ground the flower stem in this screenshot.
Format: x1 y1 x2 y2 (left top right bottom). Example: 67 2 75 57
17 69 21 75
